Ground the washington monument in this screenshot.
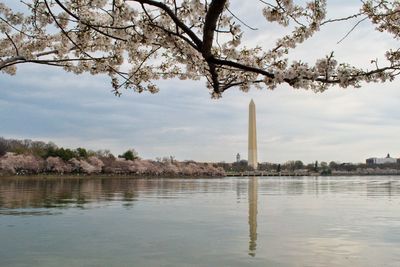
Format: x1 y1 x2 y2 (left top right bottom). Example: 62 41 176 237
248 99 258 169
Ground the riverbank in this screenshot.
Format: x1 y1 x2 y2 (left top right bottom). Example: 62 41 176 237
0 173 228 180
3 173 400 181
226 171 400 176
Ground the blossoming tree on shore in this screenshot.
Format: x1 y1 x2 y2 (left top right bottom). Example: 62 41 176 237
1 0 399 97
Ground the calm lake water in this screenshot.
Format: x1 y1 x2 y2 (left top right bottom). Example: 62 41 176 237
0 176 400 267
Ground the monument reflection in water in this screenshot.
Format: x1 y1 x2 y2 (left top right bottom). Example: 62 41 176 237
248 177 258 257
2 177 400 267
0 177 261 256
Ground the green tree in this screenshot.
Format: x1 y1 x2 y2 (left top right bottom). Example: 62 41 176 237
45 146 57 158
0 140 6 157
119 149 139 161
314 161 319 172
231 160 250 172
57 148 76 161
320 161 331 175
294 160 304 170
76 147 88 159
329 161 339 170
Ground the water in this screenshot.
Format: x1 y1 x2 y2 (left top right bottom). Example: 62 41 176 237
0 176 400 267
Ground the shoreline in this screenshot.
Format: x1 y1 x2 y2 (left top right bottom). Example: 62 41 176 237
226 172 400 177
0 173 226 180
2 173 400 180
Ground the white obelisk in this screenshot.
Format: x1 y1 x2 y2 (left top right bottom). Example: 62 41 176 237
248 99 258 169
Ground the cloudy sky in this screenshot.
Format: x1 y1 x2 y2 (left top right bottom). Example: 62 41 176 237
1 0 400 164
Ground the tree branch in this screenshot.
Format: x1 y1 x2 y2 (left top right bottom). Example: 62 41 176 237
54 0 127 41
128 0 203 48
202 0 227 59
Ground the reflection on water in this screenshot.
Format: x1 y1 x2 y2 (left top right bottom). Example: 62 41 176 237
1 176 400 210
0 178 141 209
0 210 62 216
248 177 258 257
1 176 400 267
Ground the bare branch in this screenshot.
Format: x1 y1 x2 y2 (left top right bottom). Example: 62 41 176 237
225 7 258 31
337 17 369 44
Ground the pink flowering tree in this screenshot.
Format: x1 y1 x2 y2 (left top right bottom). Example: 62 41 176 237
46 156 72 173
68 157 104 173
0 154 44 174
1 1 399 97
103 158 133 174
87 156 105 173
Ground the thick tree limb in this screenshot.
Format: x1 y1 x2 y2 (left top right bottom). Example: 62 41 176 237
202 0 227 58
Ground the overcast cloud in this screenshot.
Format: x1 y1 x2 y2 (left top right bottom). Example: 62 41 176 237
1 0 400 164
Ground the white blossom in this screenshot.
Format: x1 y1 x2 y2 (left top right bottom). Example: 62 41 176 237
0 0 399 97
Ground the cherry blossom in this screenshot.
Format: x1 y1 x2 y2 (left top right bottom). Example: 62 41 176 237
1 0 399 97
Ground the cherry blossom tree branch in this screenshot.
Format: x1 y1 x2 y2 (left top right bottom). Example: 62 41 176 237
128 0 203 48
202 0 227 58
1 0 400 97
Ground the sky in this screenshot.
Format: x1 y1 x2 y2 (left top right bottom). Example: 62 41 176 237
1 0 400 164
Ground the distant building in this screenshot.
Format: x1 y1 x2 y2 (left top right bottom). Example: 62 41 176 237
236 153 241 163
366 153 397 165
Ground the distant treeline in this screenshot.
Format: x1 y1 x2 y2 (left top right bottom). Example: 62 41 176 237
0 137 224 176
2 137 400 177
0 137 118 160
216 159 400 175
